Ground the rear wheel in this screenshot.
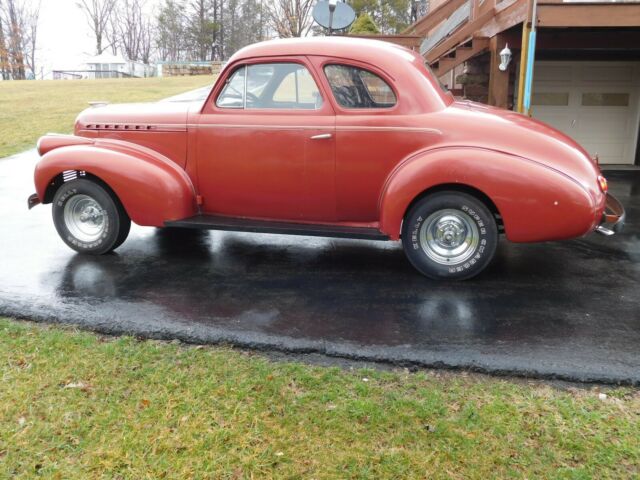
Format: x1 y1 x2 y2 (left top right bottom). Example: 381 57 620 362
401 192 498 280
52 178 131 255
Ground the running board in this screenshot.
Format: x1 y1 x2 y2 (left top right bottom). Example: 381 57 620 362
165 215 390 241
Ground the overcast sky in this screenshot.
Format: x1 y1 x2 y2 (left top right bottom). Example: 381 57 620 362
37 0 161 77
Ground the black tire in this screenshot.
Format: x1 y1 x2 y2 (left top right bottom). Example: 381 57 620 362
52 178 131 255
401 192 498 280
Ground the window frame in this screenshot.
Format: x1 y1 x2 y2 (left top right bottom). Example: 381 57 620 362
320 60 400 114
216 65 247 109
214 60 326 112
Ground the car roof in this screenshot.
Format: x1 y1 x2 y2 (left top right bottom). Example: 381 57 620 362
216 37 453 114
229 36 422 72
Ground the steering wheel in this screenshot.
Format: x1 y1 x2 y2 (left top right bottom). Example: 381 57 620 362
226 85 259 106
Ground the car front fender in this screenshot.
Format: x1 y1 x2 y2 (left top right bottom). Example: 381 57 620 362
378 146 599 243
34 137 197 227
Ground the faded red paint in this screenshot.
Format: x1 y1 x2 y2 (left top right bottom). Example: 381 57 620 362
34 37 609 242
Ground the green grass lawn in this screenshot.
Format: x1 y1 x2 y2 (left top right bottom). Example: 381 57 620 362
0 76 213 158
1 318 638 479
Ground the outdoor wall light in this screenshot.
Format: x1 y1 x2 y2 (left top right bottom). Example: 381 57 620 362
499 44 512 71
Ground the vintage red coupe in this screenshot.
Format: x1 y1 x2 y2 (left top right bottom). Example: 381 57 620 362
30 37 624 279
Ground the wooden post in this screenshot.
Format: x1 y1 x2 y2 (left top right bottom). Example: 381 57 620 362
516 22 530 113
488 34 509 108
517 0 535 113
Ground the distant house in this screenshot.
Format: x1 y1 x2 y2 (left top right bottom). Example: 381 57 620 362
86 53 156 79
358 0 640 167
85 53 129 78
53 53 156 80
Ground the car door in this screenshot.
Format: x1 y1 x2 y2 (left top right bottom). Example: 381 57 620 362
311 59 438 224
195 59 336 222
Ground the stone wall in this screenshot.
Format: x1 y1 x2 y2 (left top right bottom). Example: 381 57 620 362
162 62 224 77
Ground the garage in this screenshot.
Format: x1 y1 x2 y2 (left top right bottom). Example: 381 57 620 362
531 61 640 165
385 0 640 167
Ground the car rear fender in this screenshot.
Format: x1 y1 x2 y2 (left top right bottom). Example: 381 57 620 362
378 147 597 242
35 137 197 226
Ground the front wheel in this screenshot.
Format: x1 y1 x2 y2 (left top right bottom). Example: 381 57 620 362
52 178 131 255
401 192 498 280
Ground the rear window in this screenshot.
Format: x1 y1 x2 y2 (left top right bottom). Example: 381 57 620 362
324 64 396 109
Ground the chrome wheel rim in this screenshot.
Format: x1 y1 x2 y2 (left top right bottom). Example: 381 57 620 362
63 194 106 243
419 209 479 265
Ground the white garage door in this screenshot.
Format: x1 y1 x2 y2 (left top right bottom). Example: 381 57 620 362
531 61 640 165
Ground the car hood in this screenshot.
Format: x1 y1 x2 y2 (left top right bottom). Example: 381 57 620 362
437 101 602 196
75 101 198 131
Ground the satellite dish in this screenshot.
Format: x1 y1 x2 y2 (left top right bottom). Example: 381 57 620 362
313 1 356 33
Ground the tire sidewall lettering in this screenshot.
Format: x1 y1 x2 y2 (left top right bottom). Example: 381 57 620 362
56 188 77 207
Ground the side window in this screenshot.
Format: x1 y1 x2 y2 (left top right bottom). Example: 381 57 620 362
216 63 322 110
324 64 397 109
273 67 322 108
246 64 273 107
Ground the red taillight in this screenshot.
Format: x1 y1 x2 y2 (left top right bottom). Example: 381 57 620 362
598 175 608 193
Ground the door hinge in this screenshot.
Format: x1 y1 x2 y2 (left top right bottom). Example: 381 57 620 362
196 195 204 206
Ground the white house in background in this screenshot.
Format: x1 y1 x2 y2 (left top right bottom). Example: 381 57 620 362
85 52 156 79
85 52 127 78
51 53 156 79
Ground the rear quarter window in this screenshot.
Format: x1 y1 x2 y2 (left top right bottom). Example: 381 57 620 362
324 64 397 109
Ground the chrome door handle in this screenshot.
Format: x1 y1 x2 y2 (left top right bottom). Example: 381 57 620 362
310 133 332 140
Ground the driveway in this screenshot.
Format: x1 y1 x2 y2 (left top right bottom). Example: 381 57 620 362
1 151 639 384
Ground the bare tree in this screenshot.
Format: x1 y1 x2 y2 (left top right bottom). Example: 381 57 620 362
112 0 153 62
1 0 25 79
187 0 215 61
138 10 152 63
22 0 39 78
105 10 119 55
76 0 118 55
225 0 265 55
156 0 186 61
211 0 222 60
154 0 267 63
266 0 314 38
0 6 10 80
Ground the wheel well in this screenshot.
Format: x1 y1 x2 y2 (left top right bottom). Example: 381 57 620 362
404 184 504 232
43 170 122 208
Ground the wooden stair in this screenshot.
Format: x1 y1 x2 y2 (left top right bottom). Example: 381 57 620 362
432 37 489 77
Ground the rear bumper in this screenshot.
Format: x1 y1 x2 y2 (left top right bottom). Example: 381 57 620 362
596 193 625 236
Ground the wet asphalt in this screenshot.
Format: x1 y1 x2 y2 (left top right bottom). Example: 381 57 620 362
1 151 639 384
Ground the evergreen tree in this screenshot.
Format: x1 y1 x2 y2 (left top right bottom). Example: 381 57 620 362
349 13 379 34
348 0 411 34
